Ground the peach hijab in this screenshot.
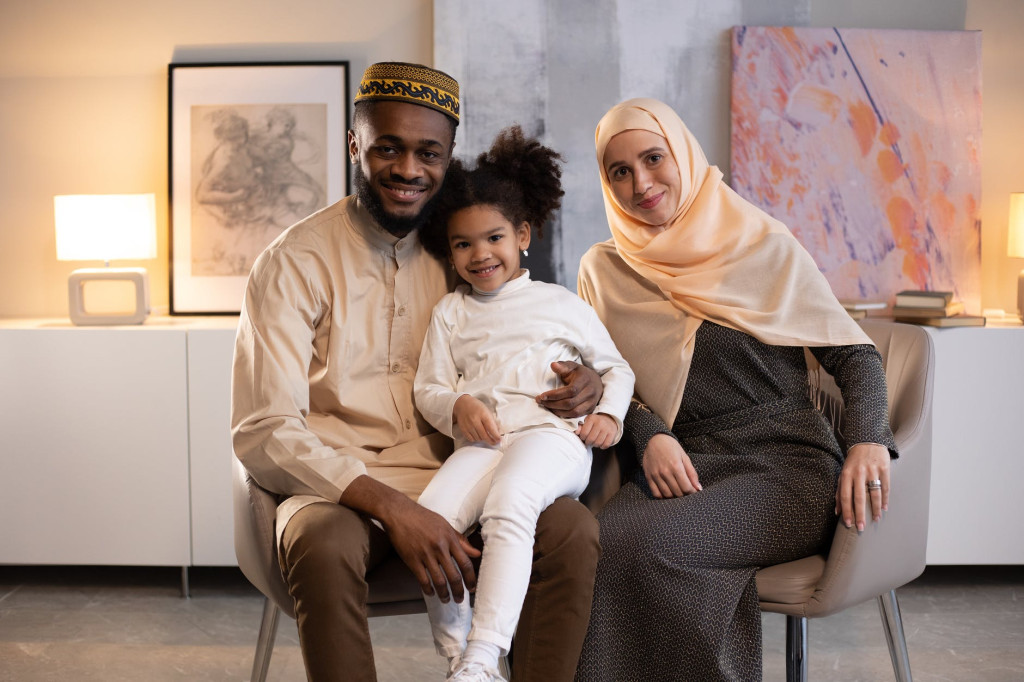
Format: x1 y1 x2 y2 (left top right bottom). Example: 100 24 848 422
579 97 870 425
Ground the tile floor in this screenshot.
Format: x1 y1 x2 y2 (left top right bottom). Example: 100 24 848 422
0 565 1021 681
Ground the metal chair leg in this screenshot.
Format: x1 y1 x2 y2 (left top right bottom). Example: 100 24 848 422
785 615 808 682
878 590 913 682
251 597 281 682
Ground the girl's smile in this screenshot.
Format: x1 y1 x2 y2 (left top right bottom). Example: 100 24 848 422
447 205 531 293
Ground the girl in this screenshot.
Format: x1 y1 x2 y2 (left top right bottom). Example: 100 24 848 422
413 126 634 682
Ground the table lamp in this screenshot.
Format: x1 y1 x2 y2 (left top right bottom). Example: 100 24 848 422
54 193 158 325
1009 193 1024 321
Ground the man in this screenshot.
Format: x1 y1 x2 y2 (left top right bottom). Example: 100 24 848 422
231 62 601 682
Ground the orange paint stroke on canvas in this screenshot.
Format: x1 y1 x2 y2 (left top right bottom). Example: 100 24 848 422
927 192 957 237
886 196 929 285
877 149 906 183
878 122 901 146
847 101 877 157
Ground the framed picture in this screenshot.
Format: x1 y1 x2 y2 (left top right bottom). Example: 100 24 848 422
168 61 349 315
730 28 981 311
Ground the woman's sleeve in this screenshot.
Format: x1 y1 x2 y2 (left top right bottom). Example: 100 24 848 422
624 397 678 465
811 344 898 458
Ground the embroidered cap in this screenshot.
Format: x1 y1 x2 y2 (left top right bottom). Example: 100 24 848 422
355 62 460 124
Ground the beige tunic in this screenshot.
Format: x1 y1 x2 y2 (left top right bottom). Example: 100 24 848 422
231 195 453 537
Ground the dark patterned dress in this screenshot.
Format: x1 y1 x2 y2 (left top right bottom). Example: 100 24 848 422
575 322 896 682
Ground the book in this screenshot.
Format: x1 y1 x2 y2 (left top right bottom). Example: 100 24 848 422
840 300 887 311
894 290 955 308
891 300 965 318
846 309 868 320
895 314 986 328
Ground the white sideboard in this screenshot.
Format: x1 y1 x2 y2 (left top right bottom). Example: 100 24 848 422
0 317 238 568
924 325 1024 564
0 319 1020 567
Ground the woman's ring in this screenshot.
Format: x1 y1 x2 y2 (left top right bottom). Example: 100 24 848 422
866 479 882 490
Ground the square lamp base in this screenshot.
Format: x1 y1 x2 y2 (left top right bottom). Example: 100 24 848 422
68 267 150 326
1018 269 1024 321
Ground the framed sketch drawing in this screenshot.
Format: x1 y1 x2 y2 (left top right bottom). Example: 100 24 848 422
169 61 349 314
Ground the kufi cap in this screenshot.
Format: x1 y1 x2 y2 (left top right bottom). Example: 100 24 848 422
355 62 460 124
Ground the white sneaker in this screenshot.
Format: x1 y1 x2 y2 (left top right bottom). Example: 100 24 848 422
448 659 507 682
444 655 462 681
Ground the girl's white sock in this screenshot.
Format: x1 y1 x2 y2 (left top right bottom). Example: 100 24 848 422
460 640 501 670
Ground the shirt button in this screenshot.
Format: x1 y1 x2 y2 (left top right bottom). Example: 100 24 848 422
391 363 401 373
397 306 407 316
404 419 412 429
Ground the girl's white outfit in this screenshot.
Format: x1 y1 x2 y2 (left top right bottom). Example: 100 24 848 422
413 270 634 657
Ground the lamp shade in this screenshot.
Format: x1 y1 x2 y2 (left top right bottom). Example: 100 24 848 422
54 194 157 262
1009 193 1024 259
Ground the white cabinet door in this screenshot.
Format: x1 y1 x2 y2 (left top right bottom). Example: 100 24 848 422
0 326 191 565
187 327 239 566
925 326 1024 564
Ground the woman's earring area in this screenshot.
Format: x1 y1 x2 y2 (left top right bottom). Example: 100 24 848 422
522 249 529 257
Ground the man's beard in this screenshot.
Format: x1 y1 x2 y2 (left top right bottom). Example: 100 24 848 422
353 164 440 238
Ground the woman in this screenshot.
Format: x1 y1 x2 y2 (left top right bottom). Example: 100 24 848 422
574 98 896 681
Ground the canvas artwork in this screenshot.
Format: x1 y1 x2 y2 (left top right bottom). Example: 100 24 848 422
730 27 982 310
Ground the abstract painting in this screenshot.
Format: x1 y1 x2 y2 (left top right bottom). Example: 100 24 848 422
730 27 982 310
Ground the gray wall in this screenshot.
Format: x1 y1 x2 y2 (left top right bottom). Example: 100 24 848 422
435 0 967 289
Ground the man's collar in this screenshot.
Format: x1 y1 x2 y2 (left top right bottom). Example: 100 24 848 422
350 196 413 251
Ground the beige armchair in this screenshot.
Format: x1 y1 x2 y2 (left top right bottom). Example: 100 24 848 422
232 458 428 682
233 458 513 681
582 320 935 682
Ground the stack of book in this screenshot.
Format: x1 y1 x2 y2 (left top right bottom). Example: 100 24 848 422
892 290 985 327
840 300 887 320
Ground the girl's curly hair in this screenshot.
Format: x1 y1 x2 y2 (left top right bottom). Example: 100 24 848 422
419 124 563 259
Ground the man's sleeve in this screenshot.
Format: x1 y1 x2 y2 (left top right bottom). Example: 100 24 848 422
230 245 367 501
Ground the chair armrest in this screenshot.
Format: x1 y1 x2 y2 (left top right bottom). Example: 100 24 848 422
803 322 935 618
232 457 295 616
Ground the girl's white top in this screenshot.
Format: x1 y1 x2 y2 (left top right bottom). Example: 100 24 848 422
414 270 635 444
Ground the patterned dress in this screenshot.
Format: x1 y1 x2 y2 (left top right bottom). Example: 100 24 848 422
575 322 896 682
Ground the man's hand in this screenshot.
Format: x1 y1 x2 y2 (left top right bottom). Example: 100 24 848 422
339 476 481 603
384 501 481 603
536 361 603 418
576 413 618 449
453 395 501 445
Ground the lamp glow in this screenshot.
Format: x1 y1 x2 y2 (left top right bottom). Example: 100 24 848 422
1009 193 1024 320
54 194 158 325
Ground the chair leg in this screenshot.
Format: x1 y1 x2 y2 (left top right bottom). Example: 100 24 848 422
877 590 913 682
785 615 808 682
251 597 281 682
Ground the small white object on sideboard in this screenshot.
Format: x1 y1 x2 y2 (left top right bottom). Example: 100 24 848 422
0 319 1020 567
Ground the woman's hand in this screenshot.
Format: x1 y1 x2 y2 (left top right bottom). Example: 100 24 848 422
836 442 891 531
642 433 701 499
453 395 501 445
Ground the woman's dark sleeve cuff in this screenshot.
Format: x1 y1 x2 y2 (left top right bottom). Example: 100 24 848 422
624 398 677 464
